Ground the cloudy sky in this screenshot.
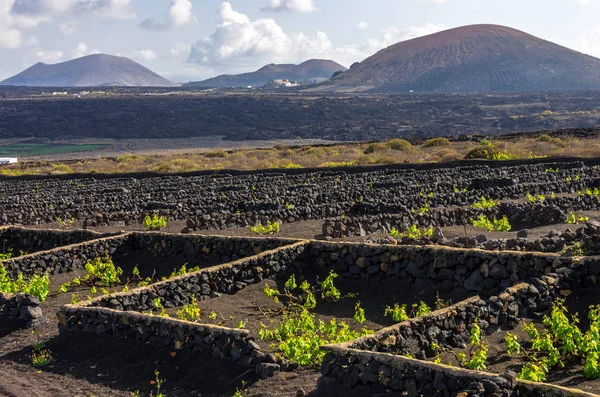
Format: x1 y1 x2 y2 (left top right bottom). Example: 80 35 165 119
0 0 599 82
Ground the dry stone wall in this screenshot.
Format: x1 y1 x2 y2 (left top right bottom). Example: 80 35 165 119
300 241 573 295
0 226 117 254
319 347 595 397
90 241 307 311
0 160 598 233
319 276 592 396
1 234 130 279
345 279 556 358
1 231 298 280
57 241 309 374
57 305 263 369
0 292 42 325
323 201 573 238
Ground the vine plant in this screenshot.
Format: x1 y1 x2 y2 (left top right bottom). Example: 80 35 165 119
258 271 372 367
507 300 600 382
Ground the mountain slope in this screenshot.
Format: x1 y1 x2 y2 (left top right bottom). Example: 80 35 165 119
184 59 346 88
317 24 600 93
0 54 178 87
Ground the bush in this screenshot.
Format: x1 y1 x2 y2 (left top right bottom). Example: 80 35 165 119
538 134 552 142
51 164 73 174
0 264 50 302
251 221 281 235
423 137 451 148
205 149 227 158
386 139 413 152
550 138 566 148
117 154 144 163
143 213 167 230
363 143 385 154
434 148 461 161
464 145 500 159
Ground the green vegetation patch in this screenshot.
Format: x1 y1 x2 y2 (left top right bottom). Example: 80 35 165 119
0 143 106 157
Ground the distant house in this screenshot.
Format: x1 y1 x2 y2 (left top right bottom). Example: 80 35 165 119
266 79 300 88
0 158 17 165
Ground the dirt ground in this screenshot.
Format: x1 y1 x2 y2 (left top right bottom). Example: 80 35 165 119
164 276 470 347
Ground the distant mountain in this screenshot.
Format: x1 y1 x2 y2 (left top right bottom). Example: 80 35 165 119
183 59 346 88
0 54 178 87
314 24 600 93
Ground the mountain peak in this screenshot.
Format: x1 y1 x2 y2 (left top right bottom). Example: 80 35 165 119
318 24 600 93
1 53 178 87
184 59 347 88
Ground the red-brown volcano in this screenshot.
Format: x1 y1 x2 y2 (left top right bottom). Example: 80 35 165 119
320 24 600 92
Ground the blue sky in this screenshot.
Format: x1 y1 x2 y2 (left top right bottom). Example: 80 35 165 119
0 0 599 82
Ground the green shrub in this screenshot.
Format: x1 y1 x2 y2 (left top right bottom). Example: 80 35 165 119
259 273 372 366
423 137 451 148
464 146 517 160
277 162 303 169
176 296 201 322
250 221 281 235
471 214 512 232
0 249 14 261
494 215 512 231
0 264 50 302
363 143 385 154
83 257 123 287
464 145 499 159
143 214 167 230
386 139 413 152
472 196 498 210
490 150 519 161
319 161 358 167
538 134 552 142
205 149 227 158
550 138 566 148
51 164 74 174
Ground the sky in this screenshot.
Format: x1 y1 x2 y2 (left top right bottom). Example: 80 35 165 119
0 0 599 83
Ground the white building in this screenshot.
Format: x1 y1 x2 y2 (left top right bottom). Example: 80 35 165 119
0 158 17 165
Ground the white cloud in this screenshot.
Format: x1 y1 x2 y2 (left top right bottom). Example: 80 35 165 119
132 49 157 61
189 3 449 70
265 0 317 13
189 2 330 66
169 0 193 26
0 27 22 49
0 0 133 49
71 42 100 58
578 0 590 7
139 0 194 31
10 0 136 19
35 49 63 63
431 0 448 4
59 21 77 36
358 21 368 31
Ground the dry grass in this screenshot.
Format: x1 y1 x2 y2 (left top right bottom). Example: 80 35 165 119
1 136 599 176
